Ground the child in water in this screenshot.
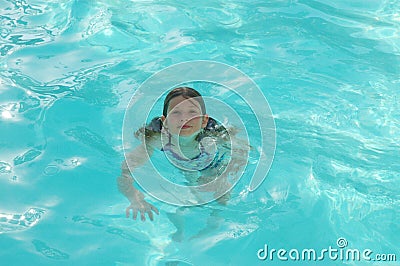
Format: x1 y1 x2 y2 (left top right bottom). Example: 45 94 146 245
117 87 246 225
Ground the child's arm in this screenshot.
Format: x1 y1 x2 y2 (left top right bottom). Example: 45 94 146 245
117 142 159 221
199 137 249 205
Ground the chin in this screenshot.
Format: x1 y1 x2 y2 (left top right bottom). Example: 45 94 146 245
179 132 193 136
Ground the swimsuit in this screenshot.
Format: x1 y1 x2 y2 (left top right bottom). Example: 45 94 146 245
161 139 227 173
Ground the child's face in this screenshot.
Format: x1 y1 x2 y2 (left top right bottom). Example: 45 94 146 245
162 96 208 137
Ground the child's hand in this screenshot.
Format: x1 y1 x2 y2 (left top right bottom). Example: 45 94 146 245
126 193 159 221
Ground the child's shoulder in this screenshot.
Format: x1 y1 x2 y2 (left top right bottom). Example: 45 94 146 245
134 117 163 149
143 133 162 150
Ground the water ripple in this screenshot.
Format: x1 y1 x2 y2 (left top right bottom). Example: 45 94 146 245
64 126 117 156
72 215 148 244
32 239 69 260
0 208 45 234
0 0 73 55
14 148 42 165
13 147 42 166
0 161 12 174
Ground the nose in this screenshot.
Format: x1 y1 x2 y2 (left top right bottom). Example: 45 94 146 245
181 113 191 122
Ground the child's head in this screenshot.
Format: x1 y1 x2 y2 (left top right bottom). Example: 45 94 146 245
161 87 209 137
135 87 228 141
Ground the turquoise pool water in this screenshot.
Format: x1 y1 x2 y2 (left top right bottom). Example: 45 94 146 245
1 0 399 265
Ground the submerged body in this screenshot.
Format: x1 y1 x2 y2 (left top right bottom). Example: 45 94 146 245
117 88 247 223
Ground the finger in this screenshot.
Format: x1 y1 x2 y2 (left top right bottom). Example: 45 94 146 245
133 210 138 220
140 211 146 222
148 211 154 221
151 205 159 215
125 207 130 218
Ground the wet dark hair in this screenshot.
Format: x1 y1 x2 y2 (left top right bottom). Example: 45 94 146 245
134 87 228 141
163 87 206 117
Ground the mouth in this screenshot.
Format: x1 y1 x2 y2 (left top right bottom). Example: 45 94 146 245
181 124 191 129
